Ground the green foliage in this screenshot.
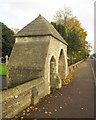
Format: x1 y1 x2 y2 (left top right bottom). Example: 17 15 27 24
0 64 7 75
66 28 82 54
51 22 67 40
1 22 15 57
52 9 90 64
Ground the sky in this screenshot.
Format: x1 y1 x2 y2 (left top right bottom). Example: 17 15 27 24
0 0 95 54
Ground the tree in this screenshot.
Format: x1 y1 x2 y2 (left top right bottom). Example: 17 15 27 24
52 7 89 63
11 28 20 34
51 22 67 40
54 7 73 27
1 22 15 57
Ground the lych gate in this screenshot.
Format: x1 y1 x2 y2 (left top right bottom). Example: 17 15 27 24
7 14 69 98
2 14 69 118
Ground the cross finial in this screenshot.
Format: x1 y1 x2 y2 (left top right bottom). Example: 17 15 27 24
39 14 41 17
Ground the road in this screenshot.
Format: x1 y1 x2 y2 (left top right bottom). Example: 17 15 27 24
17 60 95 119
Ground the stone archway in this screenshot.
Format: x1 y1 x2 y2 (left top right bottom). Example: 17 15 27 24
58 49 65 80
50 56 56 90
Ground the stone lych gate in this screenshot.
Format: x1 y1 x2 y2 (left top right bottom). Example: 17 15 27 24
6 14 69 105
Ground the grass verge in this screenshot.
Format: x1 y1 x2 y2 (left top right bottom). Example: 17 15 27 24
0 64 7 75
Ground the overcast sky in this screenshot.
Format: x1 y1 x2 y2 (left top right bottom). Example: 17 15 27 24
0 0 95 53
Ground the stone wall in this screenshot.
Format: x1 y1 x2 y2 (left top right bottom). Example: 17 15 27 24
7 36 50 88
69 60 84 73
1 60 84 119
1 77 49 118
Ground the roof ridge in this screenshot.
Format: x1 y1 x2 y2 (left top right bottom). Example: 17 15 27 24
38 15 68 45
15 14 68 45
15 16 40 36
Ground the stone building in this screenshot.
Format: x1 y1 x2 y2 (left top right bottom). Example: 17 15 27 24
7 14 69 94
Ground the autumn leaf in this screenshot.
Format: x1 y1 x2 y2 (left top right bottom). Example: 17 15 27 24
81 107 84 110
44 111 48 114
21 117 24 119
34 107 38 110
22 112 26 116
54 109 58 111
48 101 51 103
30 106 33 109
49 112 52 114
42 107 45 110
60 106 62 109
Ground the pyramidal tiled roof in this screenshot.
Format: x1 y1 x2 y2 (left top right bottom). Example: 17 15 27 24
15 14 68 45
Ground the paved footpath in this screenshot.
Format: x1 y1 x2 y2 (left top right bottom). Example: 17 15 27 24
19 60 95 119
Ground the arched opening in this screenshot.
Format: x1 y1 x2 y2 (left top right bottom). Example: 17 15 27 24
50 56 56 90
58 49 65 80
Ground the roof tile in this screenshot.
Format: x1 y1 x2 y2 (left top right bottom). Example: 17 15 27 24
15 15 67 45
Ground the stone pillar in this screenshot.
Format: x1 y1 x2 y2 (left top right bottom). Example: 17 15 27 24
0 57 2 64
31 87 39 105
5 55 8 65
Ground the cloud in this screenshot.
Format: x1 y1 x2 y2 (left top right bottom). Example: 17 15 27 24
0 0 95 50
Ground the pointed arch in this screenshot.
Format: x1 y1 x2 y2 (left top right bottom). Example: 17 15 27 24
50 56 56 90
58 49 66 80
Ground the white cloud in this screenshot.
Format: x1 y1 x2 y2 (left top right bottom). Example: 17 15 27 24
0 0 95 51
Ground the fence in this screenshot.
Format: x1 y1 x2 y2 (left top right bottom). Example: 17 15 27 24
69 60 84 73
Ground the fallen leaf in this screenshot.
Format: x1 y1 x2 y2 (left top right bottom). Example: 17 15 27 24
30 106 33 109
23 110 26 113
34 107 38 110
21 117 24 119
49 112 52 114
22 112 26 116
64 102 67 105
27 113 30 116
54 109 57 111
60 106 62 109
48 101 50 103
44 111 48 114
55 96 57 98
27 109 30 112
42 107 45 110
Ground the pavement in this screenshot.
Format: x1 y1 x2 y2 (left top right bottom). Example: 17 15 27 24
89 57 96 119
89 58 96 86
17 60 95 119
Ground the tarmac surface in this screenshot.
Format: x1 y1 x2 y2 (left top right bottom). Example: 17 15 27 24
18 60 95 119
90 58 96 86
